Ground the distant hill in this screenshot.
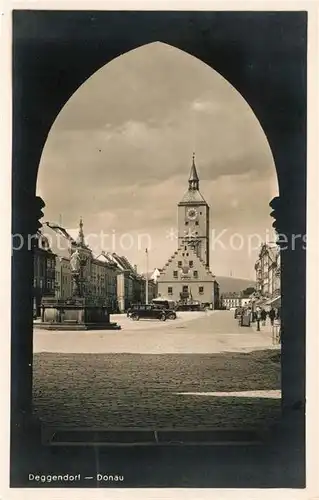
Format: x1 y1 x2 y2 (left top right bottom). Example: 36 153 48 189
215 276 256 294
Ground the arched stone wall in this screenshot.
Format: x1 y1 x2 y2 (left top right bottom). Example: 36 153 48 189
12 11 306 439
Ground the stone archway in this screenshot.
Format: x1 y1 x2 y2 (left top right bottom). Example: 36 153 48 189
12 11 306 440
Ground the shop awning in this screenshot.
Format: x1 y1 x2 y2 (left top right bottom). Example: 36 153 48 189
264 296 281 307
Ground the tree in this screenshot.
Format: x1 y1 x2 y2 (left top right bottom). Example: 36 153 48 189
241 287 256 297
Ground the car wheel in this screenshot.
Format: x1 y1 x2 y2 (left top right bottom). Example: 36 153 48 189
160 314 166 321
169 313 176 320
132 314 139 321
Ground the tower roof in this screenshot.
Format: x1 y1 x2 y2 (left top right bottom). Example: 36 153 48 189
179 153 207 205
179 189 206 204
189 152 199 182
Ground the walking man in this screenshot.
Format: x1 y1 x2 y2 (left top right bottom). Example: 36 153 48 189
261 308 267 326
269 307 276 327
256 307 261 332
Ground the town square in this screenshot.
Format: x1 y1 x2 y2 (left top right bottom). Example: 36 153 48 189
33 309 281 432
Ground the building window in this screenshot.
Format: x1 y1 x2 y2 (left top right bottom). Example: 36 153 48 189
173 271 178 278
184 246 187 250
193 270 198 278
189 260 193 268
178 261 182 267
168 287 173 295
185 221 189 225
200 212 202 215
195 221 199 225
182 285 188 293
199 286 204 294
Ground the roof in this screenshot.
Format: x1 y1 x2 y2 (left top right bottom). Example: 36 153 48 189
179 189 207 204
189 156 199 182
109 253 137 274
143 271 155 280
94 252 119 269
159 244 215 280
222 293 242 299
41 224 71 259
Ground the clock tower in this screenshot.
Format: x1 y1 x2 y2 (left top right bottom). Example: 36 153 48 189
178 154 210 267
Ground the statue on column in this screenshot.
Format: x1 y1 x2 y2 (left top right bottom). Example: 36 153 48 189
70 249 81 296
70 248 81 272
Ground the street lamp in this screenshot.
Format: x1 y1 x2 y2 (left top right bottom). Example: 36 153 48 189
145 248 149 305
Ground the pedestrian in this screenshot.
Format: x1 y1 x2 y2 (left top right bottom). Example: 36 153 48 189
269 307 276 327
261 308 267 326
256 307 261 331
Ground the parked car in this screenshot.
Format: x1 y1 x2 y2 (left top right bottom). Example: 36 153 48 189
176 303 201 312
152 303 177 320
129 304 168 321
152 299 176 311
166 310 177 320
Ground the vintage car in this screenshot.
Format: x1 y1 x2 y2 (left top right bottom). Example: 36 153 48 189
150 302 177 320
128 304 169 321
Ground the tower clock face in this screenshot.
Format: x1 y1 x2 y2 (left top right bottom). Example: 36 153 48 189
187 208 198 220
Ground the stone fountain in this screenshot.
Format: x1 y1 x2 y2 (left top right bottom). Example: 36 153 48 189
34 219 121 331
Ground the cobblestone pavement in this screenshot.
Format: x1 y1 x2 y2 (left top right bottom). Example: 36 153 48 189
33 311 281 429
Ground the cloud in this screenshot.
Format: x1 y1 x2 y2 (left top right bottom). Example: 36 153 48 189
191 99 220 113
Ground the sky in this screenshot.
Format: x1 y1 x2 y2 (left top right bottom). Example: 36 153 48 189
37 42 278 280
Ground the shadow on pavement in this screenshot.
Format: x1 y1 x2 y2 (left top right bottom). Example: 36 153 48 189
32 349 281 429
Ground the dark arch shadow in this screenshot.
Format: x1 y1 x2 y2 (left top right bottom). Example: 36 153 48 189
11 10 306 488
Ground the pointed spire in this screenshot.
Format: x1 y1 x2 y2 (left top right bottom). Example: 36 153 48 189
188 152 199 190
76 217 85 246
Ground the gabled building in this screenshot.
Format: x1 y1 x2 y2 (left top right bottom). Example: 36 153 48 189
150 268 163 283
220 293 252 310
255 243 280 298
33 232 56 316
158 154 219 308
158 245 218 306
254 243 281 309
94 251 119 311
